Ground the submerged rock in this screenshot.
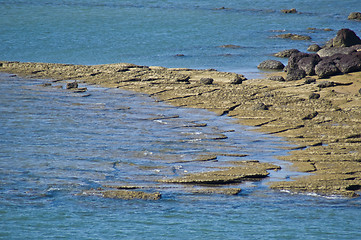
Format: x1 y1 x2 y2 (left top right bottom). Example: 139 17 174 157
103 190 161 200
274 33 311 40
281 8 297 14
218 44 242 49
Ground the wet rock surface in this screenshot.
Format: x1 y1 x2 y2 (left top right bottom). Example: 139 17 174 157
1 60 361 198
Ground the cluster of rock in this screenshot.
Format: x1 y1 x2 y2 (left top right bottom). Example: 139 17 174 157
258 28 361 81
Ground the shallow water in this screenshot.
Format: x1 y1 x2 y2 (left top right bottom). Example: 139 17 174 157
1 0 361 238
1 74 361 239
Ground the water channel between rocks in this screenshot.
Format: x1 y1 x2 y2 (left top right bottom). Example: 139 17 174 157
0 73 306 199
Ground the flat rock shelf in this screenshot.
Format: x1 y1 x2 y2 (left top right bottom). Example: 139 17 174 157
1 61 361 197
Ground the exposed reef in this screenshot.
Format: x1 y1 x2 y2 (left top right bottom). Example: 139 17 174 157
1 57 361 198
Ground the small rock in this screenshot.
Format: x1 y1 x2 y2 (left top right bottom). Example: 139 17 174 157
309 92 320 99
274 49 300 58
257 60 285 70
199 78 214 85
302 111 319 120
230 74 246 84
317 81 335 88
268 76 285 81
281 8 297 14
41 83 52 87
348 12 361 21
252 103 269 110
307 44 321 52
304 78 316 84
66 81 78 89
359 88 361 95
175 54 185 57
175 75 190 83
218 44 241 49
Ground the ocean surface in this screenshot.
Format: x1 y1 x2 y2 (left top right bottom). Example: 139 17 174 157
1 0 361 239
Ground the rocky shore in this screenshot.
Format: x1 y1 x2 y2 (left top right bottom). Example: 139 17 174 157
1 30 361 198
2 59 360 198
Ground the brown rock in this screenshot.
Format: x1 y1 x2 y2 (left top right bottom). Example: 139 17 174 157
348 12 361 21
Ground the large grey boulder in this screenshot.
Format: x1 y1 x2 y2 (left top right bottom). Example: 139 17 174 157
317 47 355 57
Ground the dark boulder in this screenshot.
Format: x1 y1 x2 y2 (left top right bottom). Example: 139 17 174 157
333 54 361 73
274 49 300 58
257 60 285 70
285 52 310 71
297 54 321 75
315 60 340 78
348 12 361 21
286 68 306 81
332 28 361 47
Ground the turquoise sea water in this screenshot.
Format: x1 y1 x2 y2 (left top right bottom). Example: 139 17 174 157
1 0 360 77
1 0 361 239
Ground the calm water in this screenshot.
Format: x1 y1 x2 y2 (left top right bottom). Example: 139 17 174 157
1 0 361 239
1 0 360 77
